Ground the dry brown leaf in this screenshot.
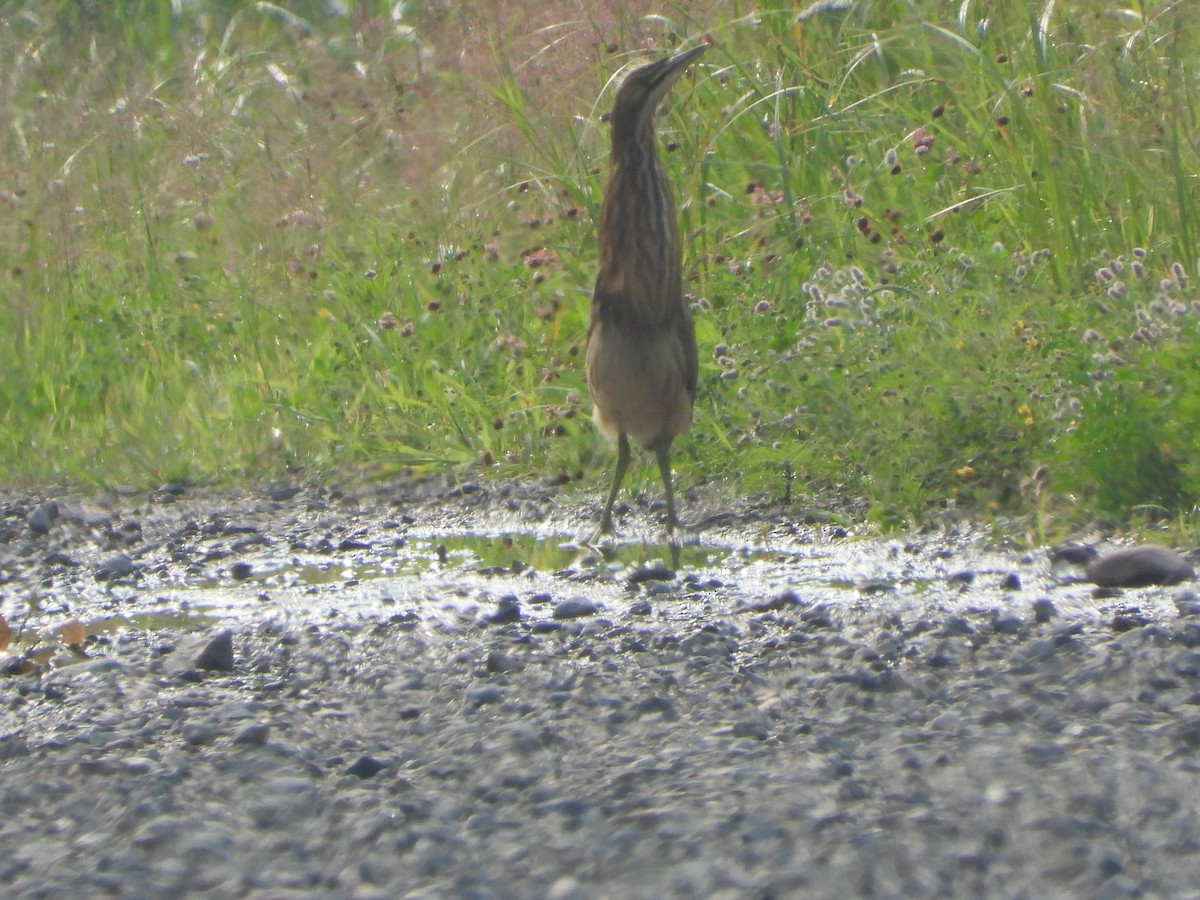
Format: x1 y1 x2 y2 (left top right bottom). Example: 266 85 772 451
0 615 10 651
58 619 86 647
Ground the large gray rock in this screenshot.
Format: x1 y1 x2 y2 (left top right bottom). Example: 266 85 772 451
1086 545 1195 588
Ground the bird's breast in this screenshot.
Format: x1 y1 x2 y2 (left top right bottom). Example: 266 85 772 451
585 318 695 449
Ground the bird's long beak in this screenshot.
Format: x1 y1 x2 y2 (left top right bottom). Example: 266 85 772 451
647 43 708 100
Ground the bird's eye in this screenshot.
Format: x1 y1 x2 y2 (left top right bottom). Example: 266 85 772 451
600 111 611 123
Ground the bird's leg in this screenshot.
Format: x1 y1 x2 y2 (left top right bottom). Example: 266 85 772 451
655 441 683 570
655 440 680 536
591 432 631 542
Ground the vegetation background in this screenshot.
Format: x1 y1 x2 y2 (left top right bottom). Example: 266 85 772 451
1 0 1197 539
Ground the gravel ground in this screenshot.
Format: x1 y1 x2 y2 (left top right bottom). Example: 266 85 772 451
3 481 1200 898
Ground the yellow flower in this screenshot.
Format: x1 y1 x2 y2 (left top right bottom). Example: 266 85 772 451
956 465 976 479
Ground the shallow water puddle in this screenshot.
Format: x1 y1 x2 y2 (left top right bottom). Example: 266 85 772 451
165 532 961 622
31 526 1188 630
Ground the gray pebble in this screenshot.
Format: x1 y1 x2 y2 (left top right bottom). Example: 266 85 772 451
939 616 973 637
266 483 302 501
553 596 598 619
1087 545 1195 588
232 723 271 747
195 630 235 672
1033 597 1057 623
96 553 138 581
744 590 798 613
628 564 675 586
730 719 769 741
182 723 218 745
800 603 834 628
484 596 521 625
345 755 386 779
485 650 523 673
1052 542 1098 565
466 686 504 706
120 757 157 775
992 616 1023 635
1111 608 1150 632
634 695 677 719
1175 593 1200 617
28 501 58 535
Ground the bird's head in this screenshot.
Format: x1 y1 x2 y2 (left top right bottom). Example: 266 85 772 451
608 44 707 135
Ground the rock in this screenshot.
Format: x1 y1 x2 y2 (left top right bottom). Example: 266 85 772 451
1087 545 1195 588
1111 608 1150 632
233 723 271 747
730 719 769 741
484 596 521 625
1032 598 1057 623
96 553 138 581
552 596 598 620
28 501 58 535
744 590 799 613
1175 593 1200 617
346 755 386 779
628 564 674 586
229 561 254 580
992 615 1023 635
1052 543 1098 565
485 650 523 674
1001 572 1022 591
800 602 834 629
195 630 235 672
466 686 504 706
182 723 218 745
266 483 301 501
939 616 974 637
634 695 677 719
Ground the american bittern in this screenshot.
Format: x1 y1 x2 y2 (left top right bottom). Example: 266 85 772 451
587 44 707 541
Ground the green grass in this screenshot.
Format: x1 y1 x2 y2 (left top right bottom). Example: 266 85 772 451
2 0 1199 537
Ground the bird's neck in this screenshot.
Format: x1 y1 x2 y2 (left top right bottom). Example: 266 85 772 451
609 115 660 170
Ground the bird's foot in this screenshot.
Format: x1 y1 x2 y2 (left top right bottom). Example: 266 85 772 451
585 518 618 549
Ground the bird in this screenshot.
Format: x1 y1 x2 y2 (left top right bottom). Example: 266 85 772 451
586 44 707 543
